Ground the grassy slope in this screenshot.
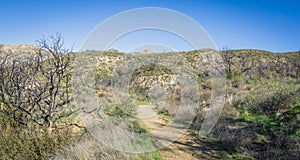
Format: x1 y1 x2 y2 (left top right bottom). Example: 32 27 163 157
1 48 298 159
92 49 299 159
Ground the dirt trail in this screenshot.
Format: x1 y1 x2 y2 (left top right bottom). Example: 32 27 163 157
137 105 200 160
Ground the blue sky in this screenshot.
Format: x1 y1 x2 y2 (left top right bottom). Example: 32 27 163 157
0 0 299 52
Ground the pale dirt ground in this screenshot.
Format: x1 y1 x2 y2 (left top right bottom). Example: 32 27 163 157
137 105 200 160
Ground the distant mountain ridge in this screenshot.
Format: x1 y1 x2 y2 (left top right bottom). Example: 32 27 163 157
0 44 38 55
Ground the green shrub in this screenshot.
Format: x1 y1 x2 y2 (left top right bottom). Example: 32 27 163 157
0 116 75 160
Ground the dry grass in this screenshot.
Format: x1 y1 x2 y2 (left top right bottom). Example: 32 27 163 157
55 134 138 160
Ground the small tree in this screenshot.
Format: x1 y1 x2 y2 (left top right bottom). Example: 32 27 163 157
220 47 234 78
239 50 255 78
0 51 40 126
0 34 76 134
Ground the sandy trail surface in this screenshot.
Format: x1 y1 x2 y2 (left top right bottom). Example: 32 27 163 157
137 105 200 160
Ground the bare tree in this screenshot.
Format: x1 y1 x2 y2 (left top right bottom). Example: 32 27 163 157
0 34 76 134
239 50 255 78
0 51 40 126
220 47 234 77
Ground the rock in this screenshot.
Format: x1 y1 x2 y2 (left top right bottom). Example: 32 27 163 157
141 50 154 54
107 48 118 53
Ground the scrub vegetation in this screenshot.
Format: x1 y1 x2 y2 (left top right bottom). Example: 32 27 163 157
0 36 299 159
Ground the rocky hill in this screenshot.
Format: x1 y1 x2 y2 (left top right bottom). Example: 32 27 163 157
91 49 300 159
0 46 299 159
0 44 38 55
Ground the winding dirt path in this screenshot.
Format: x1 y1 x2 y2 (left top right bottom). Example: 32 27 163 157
137 105 200 160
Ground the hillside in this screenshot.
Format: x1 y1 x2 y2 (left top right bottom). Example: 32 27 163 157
73 49 300 159
0 47 299 159
0 44 38 55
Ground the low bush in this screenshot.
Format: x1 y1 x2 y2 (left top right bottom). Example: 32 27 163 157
0 116 75 160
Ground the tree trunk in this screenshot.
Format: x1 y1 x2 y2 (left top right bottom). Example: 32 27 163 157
47 120 53 135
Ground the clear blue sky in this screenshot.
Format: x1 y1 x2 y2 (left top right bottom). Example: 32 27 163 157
0 0 299 52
